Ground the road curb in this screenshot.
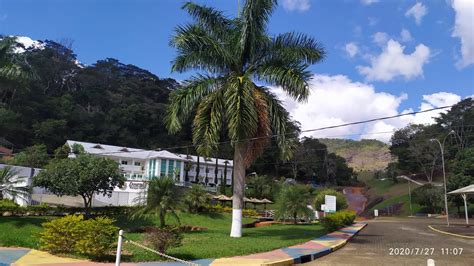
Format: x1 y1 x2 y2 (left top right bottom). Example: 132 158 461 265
207 222 368 266
428 225 474 239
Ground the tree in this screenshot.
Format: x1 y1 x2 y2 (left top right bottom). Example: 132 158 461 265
274 184 312 224
246 174 271 199
12 144 50 168
0 166 29 201
313 188 348 211
184 184 209 213
165 0 325 237
412 184 443 213
447 147 474 213
34 154 124 216
133 176 180 227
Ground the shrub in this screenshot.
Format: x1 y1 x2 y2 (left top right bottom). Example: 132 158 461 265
313 188 348 211
243 209 258 217
184 185 209 213
320 210 356 232
40 215 118 258
145 227 182 253
412 184 443 213
204 204 257 217
40 214 83 253
75 216 118 258
274 185 312 224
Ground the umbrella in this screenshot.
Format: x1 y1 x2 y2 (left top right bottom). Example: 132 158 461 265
260 198 273 210
448 184 474 225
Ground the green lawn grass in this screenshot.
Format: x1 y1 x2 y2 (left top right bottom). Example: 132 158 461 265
0 212 325 262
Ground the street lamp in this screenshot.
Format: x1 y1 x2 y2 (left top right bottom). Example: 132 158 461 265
430 130 455 226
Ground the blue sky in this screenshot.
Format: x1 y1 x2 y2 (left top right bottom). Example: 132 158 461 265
1 0 473 141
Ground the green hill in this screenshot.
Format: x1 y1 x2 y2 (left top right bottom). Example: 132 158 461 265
319 138 392 172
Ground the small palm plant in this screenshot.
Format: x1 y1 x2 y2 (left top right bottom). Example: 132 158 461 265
0 166 29 202
184 184 209 213
133 176 180 228
275 184 312 224
166 0 325 237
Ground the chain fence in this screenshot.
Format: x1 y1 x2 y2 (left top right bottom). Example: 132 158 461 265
115 230 199 266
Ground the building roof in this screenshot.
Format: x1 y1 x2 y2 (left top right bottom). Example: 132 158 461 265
66 140 229 163
448 184 474 195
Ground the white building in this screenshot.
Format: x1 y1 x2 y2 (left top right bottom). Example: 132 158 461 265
66 140 233 206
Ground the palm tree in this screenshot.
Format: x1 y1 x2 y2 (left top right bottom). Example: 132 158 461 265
275 184 312 224
165 0 325 237
184 184 209 213
0 166 29 202
132 176 180 228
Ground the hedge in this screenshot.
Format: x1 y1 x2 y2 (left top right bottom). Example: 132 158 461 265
0 200 137 217
320 210 356 232
204 204 258 217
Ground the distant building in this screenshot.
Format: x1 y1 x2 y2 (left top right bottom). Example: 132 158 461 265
65 140 233 206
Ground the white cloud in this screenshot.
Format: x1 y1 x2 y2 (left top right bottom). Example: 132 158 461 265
345 42 359 58
372 32 389 46
281 0 310 12
451 0 474 68
272 74 463 142
406 92 462 125
357 39 431 82
405 2 427 25
361 0 379 5
400 29 413 42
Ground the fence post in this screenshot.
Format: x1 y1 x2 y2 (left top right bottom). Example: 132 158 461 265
115 229 124 266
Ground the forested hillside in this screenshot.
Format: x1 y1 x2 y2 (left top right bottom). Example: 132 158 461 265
0 38 192 152
320 139 391 171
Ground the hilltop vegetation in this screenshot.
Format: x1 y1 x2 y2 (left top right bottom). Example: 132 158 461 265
319 138 391 171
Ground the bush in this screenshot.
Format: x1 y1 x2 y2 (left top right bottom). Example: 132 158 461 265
412 184 443 213
313 189 348 211
40 214 83 253
320 210 356 232
145 227 182 253
184 185 209 213
40 215 118 258
75 216 118 258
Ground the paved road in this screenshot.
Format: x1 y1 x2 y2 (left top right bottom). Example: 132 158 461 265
304 217 474 266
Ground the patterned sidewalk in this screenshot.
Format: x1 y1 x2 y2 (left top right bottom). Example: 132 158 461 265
1 222 367 266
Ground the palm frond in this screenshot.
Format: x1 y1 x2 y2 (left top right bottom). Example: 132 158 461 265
224 75 259 142
269 32 325 65
239 0 277 62
182 2 232 35
244 89 271 167
192 89 225 157
165 75 224 134
255 62 312 102
170 24 235 73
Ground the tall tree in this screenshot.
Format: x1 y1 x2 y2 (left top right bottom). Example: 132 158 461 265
165 0 324 237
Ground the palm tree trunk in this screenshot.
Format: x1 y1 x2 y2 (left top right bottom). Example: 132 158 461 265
230 142 246 237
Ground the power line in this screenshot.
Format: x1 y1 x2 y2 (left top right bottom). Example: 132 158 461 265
89 104 456 155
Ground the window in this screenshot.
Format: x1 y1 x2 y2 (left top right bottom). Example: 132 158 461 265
175 161 182 176
121 160 128 165
134 161 141 166
168 160 175 176
160 159 167 176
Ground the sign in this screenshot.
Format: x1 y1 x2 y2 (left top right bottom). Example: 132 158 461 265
374 209 379 217
320 204 325 211
324 195 337 213
129 182 147 190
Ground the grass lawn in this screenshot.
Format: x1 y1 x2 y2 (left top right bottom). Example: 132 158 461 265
118 212 325 261
0 213 325 262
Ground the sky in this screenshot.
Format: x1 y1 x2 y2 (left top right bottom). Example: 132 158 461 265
1 0 473 142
